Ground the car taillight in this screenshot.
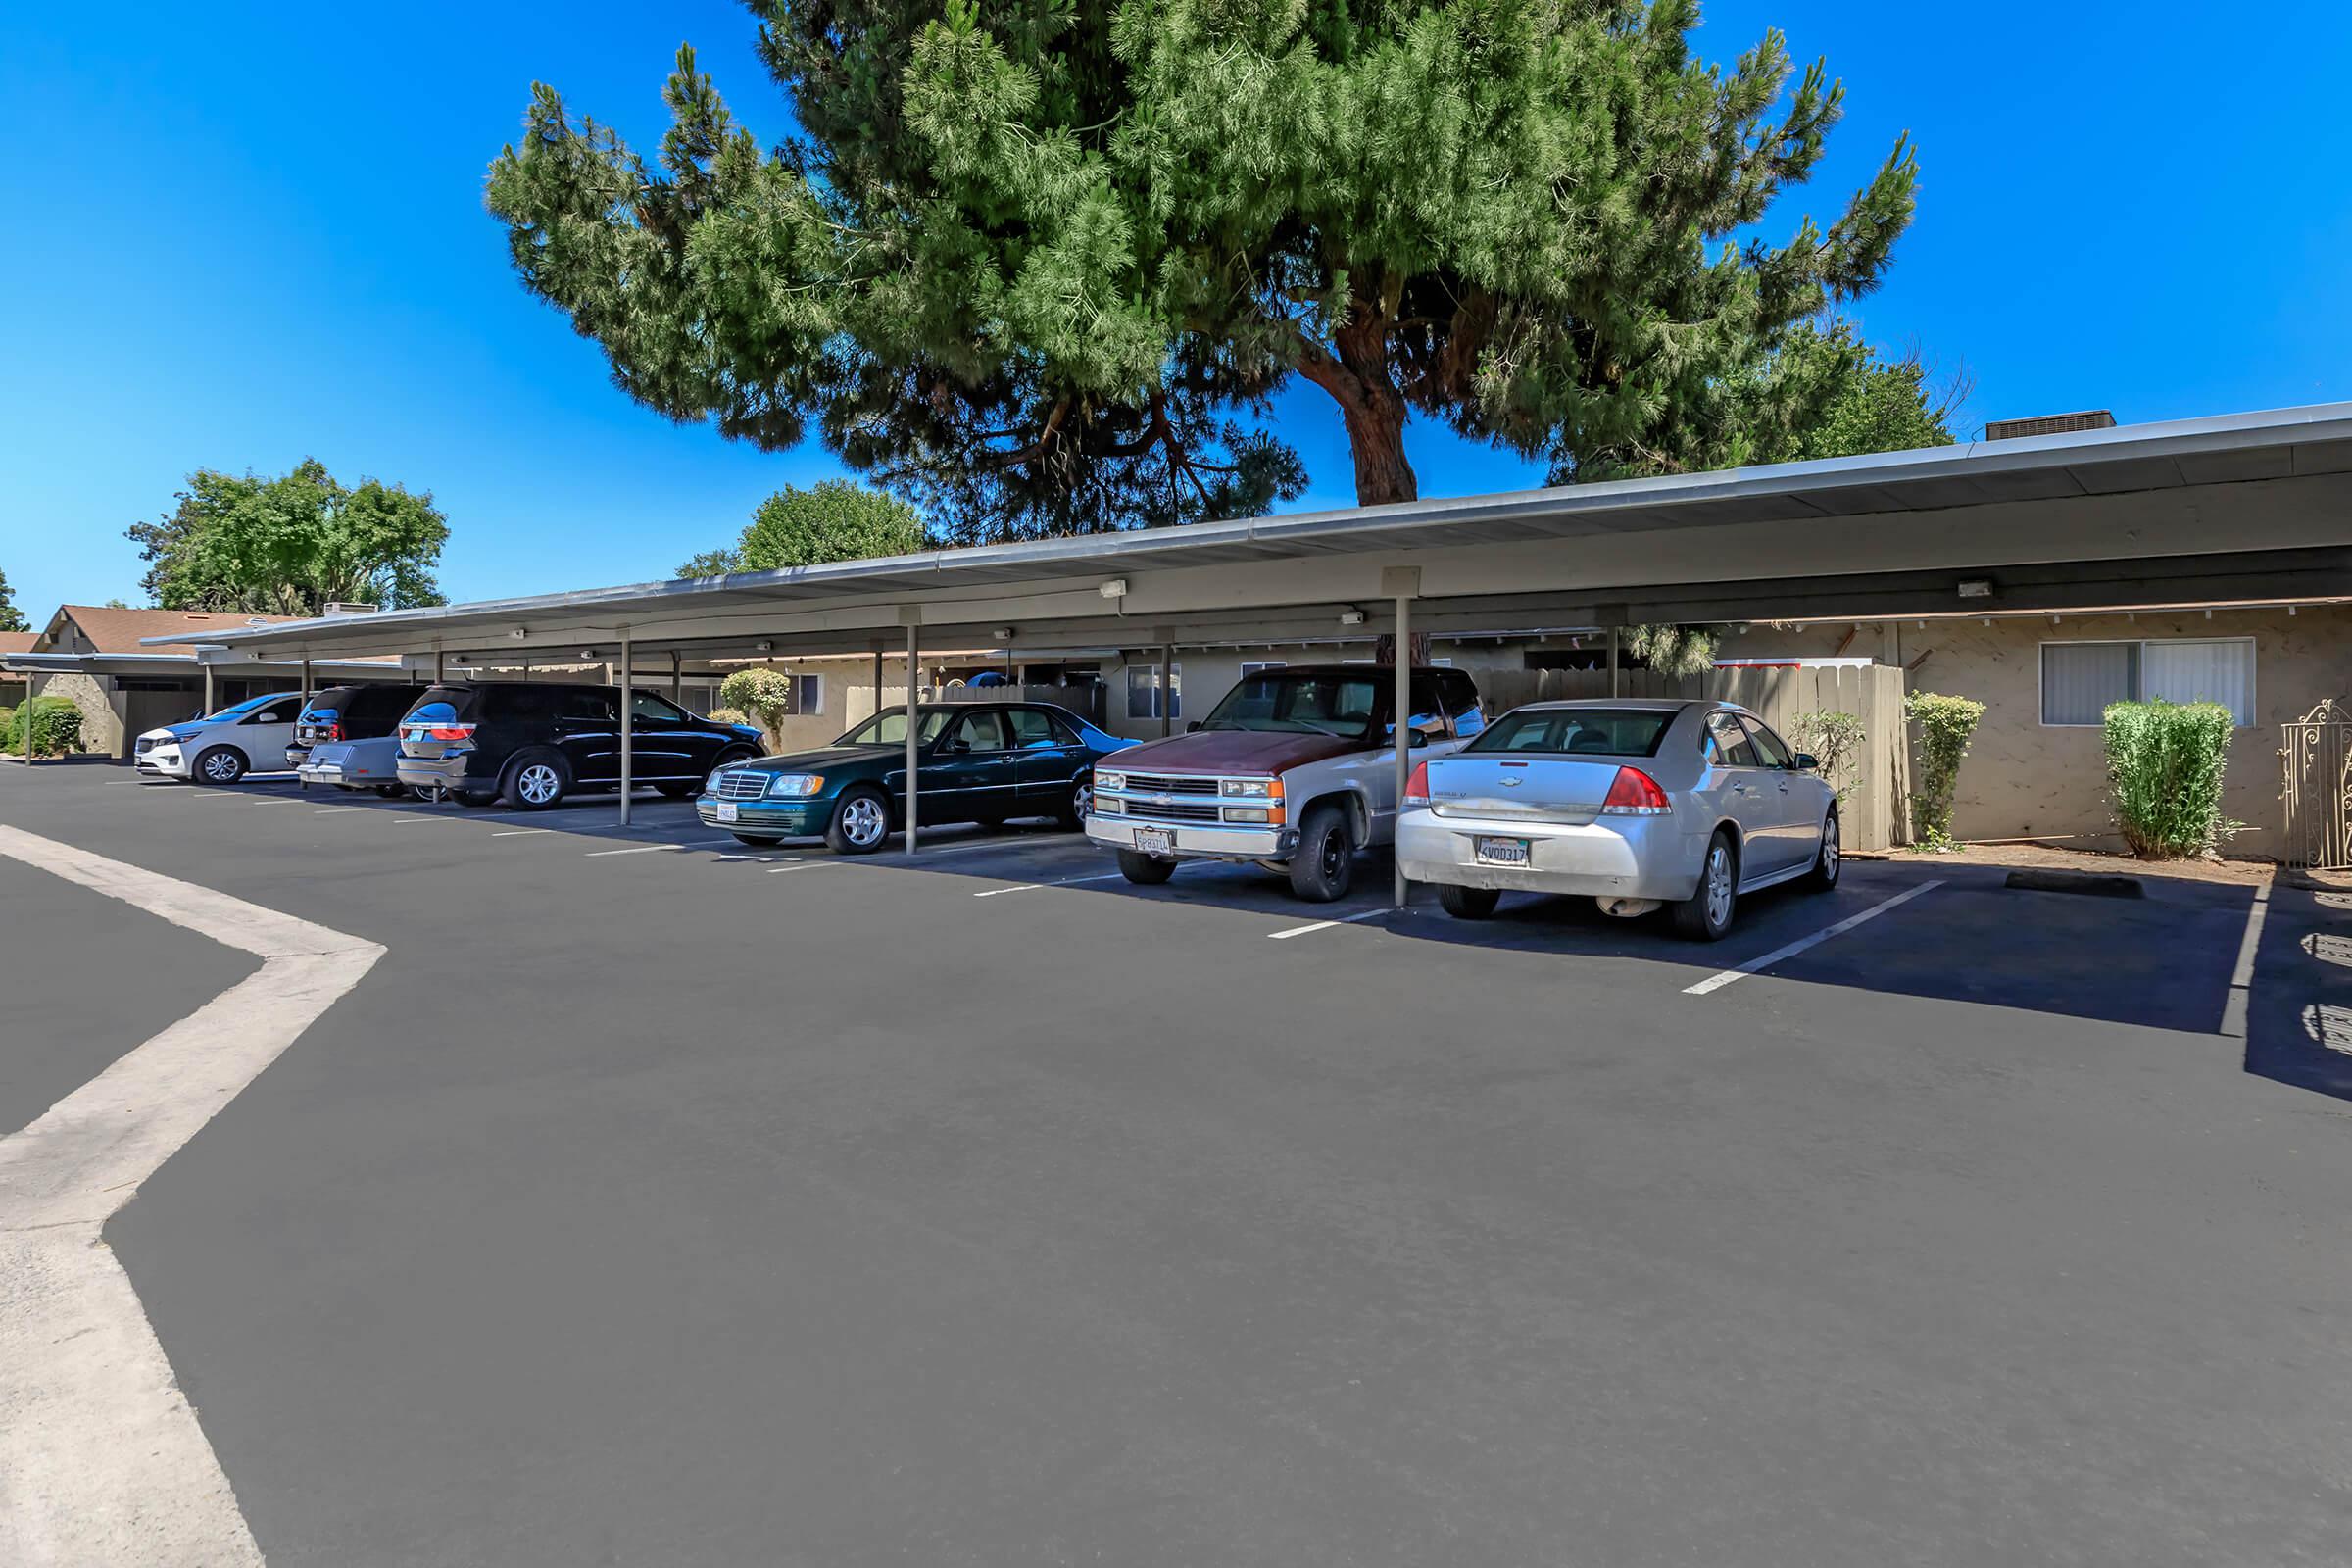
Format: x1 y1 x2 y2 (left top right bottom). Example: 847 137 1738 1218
1600 766 1670 815
1403 760 1430 808
325 722 344 742
418 723 474 742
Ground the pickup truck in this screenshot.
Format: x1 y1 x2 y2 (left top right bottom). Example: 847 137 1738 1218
1085 664 1487 901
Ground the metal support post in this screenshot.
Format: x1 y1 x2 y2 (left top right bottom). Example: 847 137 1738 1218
871 646 884 720
433 648 445 684
1158 643 1174 738
1607 625 1620 697
903 613 921 854
1382 566 1422 908
617 627 633 827
202 661 216 718
670 650 683 704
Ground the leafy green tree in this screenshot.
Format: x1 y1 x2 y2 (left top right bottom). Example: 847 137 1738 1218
0 568 27 632
488 1 1915 541
677 479 928 577
128 460 449 615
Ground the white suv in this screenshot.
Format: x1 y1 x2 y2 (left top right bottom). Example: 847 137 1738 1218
134 692 305 785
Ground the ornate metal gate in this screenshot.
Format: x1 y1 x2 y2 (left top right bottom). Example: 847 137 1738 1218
2282 699 2352 869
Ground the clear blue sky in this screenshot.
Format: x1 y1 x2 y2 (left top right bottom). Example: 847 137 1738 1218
5 2 2349 619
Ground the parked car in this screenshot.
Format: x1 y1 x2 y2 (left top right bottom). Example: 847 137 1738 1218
1085 664 1486 901
295 736 409 796
132 691 306 785
700 702 1134 852
1395 699 1839 941
395 682 764 808
287 682 427 769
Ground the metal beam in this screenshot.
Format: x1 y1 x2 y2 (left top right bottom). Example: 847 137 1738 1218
617 627 633 827
902 612 921 854
1383 567 1421 907
670 650 683 704
1158 643 1174 738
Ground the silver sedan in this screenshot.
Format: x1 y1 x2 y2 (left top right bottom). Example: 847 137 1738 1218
1395 699 1839 940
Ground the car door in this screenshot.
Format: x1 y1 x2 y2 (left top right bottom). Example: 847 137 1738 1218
924 709 1018 821
238 694 305 766
1739 714 1819 872
553 688 620 782
626 689 704 780
1007 706 1085 805
1699 710 1788 877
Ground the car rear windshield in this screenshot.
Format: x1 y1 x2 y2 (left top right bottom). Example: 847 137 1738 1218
1200 671 1381 737
402 686 480 725
300 687 359 720
1466 708 1677 758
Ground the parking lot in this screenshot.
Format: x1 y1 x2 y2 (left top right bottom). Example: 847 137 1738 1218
8 763 2352 1566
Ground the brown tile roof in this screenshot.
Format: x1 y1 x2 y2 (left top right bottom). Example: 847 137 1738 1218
58 606 395 662
53 605 315 657
0 632 35 656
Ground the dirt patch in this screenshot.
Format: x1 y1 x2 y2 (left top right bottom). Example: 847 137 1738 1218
1846 839 2277 888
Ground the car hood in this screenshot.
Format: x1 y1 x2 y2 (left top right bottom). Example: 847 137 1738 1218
1109 728 1366 775
728 744 891 775
142 721 205 744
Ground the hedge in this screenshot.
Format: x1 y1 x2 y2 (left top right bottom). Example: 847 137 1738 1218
1906 691 1985 851
6 696 85 758
2103 700 2236 858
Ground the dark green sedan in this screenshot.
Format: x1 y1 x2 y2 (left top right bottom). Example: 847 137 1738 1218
698 702 1138 853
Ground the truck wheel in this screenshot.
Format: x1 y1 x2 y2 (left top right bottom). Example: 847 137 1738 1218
1437 883 1500 920
1287 802 1355 903
193 746 246 786
1116 850 1175 885
1672 830 1739 941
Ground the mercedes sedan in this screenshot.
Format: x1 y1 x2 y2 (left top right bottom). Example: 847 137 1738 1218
1396 699 1839 940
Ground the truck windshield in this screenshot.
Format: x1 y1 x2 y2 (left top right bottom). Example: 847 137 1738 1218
1200 672 1381 738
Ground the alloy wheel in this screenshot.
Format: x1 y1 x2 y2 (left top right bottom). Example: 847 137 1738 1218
1822 818 1840 879
202 752 240 783
1705 843 1734 928
517 763 561 806
843 795 887 848
1072 778 1094 818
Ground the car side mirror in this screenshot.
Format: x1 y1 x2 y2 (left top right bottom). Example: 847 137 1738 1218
1793 752 1819 770
1187 720 1202 732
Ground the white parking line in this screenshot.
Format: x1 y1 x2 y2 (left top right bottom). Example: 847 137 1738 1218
1682 880 1946 996
584 836 741 858
766 859 837 873
313 807 367 815
390 812 465 824
2220 877 2274 1038
972 872 1128 898
1267 908 1391 940
490 828 554 837
887 833 1067 858
0 824 382 1565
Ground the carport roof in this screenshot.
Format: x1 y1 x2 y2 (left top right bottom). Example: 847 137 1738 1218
148 400 2352 661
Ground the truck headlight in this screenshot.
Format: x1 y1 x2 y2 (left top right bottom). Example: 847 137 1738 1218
1097 770 1125 792
766 773 824 798
1220 777 1279 798
1096 796 1125 815
1222 807 1273 824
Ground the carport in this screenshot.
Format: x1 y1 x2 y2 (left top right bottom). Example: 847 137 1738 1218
152 403 2352 899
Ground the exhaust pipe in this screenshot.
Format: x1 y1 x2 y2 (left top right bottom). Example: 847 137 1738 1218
1595 896 1662 919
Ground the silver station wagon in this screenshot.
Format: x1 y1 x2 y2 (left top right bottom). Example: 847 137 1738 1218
1396 699 1840 940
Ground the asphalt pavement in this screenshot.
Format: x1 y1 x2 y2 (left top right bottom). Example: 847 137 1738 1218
5 765 2350 1566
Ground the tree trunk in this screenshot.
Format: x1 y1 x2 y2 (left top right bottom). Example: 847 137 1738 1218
1295 277 1419 508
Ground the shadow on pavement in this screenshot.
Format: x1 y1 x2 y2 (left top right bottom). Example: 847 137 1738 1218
2243 878 2352 1102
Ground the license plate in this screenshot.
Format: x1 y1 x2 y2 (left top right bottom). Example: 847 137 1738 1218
715 801 739 824
1474 835 1530 867
1132 826 1174 855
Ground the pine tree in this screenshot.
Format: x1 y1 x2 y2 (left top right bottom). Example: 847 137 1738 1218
489 0 1915 540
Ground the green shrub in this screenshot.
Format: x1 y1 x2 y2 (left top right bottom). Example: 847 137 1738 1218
716 668 796 748
705 705 753 729
1786 710 1866 804
1906 690 1985 851
2102 699 2237 858
6 696 84 758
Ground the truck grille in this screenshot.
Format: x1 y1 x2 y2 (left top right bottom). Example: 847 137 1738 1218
1122 772 1219 795
712 770 768 802
1126 799 1222 823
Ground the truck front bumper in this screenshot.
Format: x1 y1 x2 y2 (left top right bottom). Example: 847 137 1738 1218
1085 815 1298 862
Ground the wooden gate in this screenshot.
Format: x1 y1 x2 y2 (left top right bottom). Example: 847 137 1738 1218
2282 699 2352 869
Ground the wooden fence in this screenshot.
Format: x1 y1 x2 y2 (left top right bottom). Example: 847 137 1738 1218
1475 665 1914 851
935 682 1108 726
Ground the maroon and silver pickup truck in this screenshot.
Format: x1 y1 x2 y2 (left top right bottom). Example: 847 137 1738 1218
1085 664 1487 901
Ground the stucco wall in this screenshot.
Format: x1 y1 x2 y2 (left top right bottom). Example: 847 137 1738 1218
1713 607 2351 857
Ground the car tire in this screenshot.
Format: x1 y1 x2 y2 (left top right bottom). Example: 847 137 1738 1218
1801 810 1841 891
193 746 246 786
1673 830 1739 941
825 787 893 855
1287 801 1356 903
1437 883 1501 920
1116 849 1176 885
501 752 569 811
1055 772 1093 830
731 832 786 848
373 784 407 799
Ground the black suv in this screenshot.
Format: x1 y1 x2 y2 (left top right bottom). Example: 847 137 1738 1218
286 683 428 768
394 683 765 809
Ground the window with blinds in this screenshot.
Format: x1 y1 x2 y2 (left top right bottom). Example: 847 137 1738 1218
2039 638 2254 726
